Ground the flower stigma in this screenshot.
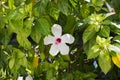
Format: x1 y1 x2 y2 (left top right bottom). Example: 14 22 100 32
55 38 61 45
110 8 115 13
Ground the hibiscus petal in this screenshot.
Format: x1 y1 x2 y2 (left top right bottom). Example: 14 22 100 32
105 2 115 13
17 76 23 80
105 13 115 18
49 44 59 56
111 22 120 29
44 35 54 45
59 43 69 55
25 75 33 80
52 24 62 37
62 34 74 44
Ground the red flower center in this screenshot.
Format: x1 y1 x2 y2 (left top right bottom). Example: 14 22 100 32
55 38 61 45
110 8 115 13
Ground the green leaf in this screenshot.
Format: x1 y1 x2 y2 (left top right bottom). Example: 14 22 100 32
19 57 27 67
83 36 96 53
14 48 27 67
33 0 49 17
8 0 16 9
69 0 78 8
13 48 25 58
10 48 28 73
9 58 15 69
23 17 34 37
80 4 90 18
7 9 25 20
92 0 103 11
92 0 103 7
61 55 70 61
82 72 97 79
47 3 60 20
13 18 33 48
9 19 23 33
113 35 120 43
30 26 41 43
58 0 70 15
17 34 31 49
83 25 96 43
40 53 45 60
0 16 7 29
62 73 73 80
64 15 75 33
34 18 51 36
99 26 110 37
84 14 105 26
87 45 100 59
96 36 111 48
53 61 59 70
0 27 13 45
24 2 33 17
46 69 54 80
98 51 112 74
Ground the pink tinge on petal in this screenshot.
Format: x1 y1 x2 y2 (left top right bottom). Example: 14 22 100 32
55 38 62 45
110 8 115 13
105 2 115 14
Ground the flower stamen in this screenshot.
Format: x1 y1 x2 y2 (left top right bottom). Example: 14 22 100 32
110 8 115 13
55 38 61 44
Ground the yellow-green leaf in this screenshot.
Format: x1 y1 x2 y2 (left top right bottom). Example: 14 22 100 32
9 58 15 69
98 51 112 74
83 25 96 43
87 45 100 59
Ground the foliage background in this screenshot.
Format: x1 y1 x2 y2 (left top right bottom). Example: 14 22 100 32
0 0 120 80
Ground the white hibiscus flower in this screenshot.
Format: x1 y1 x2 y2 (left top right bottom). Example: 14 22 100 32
44 24 75 56
106 2 115 13
17 75 33 80
25 75 33 80
105 2 115 17
17 76 23 80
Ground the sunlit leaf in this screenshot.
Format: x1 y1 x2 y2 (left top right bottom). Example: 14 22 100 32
83 25 96 43
99 26 110 37
34 18 51 36
98 51 112 74
96 36 111 49
8 0 16 9
9 19 23 33
17 34 31 49
80 4 90 18
23 17 34 37
9 58 15 69
87 45 100 59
